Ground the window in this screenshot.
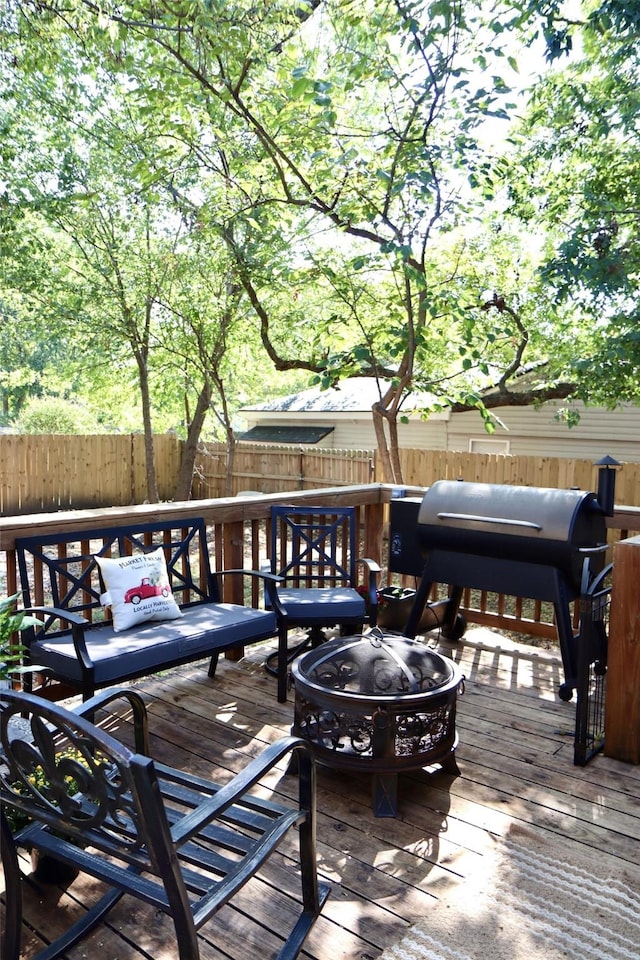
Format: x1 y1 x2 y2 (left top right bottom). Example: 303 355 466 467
468 438 510 454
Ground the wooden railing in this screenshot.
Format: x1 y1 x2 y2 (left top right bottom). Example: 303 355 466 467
2 483 639 644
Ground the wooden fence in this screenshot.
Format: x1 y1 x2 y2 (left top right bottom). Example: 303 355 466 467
0 434 183 515
2 433 640 516
192 443 375 498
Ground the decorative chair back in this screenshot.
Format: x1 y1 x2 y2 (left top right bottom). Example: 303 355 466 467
271 506 358 586
266 506 380 702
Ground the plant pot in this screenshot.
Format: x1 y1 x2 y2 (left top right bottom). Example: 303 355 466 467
377 588 417 631
377 588 437 633
30 849 79 885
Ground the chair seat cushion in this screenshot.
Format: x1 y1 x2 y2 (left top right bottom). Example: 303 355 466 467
30 603 277 685
278 586 366 624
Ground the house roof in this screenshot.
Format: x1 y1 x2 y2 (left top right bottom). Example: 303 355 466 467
239 425 335 444
242 378 442 415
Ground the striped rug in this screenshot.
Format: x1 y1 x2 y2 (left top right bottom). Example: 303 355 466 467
379 825 640 960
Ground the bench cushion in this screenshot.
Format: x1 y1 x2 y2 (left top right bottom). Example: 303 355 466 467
30 604 277 686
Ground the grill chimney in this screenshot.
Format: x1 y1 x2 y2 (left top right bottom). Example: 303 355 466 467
595 455 620 517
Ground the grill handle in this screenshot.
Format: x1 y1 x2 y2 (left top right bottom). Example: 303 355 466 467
436 512 543 531
577 544 609 555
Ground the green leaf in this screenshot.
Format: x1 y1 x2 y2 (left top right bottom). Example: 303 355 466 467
291 77 310 98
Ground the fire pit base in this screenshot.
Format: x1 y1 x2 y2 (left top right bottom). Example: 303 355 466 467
368 736 460 817
290 631 464 817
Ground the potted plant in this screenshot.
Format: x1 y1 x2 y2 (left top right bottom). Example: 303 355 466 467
2 746 88 883
376 586 419 631
0 592 42 687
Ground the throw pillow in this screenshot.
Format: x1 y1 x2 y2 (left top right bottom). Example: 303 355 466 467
95 547 183 632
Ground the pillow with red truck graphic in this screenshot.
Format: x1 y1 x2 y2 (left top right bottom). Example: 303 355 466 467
95 547 183 632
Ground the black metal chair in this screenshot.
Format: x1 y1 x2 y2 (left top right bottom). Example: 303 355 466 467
0 689 330 960
265 506 380 701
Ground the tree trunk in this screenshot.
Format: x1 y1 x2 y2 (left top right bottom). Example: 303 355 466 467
174 380 213 501
135 352 159 503
224 427 237 497
372 403 404 484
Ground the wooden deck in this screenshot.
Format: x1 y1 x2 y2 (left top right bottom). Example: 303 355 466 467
5 628 640 960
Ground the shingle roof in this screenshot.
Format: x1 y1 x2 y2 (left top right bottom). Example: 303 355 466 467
242 378 432 414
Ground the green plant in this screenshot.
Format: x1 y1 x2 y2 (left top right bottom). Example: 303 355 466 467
0 592 42 682
2 746 91 834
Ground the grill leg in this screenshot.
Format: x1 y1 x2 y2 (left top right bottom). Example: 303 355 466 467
554 572 578 701
405 568 435 638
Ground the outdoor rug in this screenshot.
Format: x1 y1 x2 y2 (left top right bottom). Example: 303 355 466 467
379 824 640 960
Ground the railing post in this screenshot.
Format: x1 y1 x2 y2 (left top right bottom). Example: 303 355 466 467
604 535 640 763
223 519 246 663
363 501 385 569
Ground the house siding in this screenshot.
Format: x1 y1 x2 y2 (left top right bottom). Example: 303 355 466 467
241 412 450 450
241 394 640 462
448 401 640 462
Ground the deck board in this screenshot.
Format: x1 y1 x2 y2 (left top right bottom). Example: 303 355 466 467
3 628 640 959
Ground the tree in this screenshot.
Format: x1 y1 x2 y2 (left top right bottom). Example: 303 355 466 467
3 0 551 481
2 6 297 497
17 396 102 433
6 0 615 486
505 0 640 410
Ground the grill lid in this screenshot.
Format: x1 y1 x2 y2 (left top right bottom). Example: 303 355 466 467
418 480 602 544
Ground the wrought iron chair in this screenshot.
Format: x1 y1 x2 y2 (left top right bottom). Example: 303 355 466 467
265 506 380 701
0 689 330 960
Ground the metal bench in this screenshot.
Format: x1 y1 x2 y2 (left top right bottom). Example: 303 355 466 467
0 688 329 960
16 518 282 700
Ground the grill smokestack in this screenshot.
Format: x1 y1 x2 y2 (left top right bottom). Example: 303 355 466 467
595 455 620 518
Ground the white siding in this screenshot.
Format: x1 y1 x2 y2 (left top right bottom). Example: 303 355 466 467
447 402 640 462
242 399 640 462
241 410 449 450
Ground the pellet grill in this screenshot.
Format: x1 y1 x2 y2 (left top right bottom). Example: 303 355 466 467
392 463 617 701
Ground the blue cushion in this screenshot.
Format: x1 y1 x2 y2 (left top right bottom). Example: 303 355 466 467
30 603 277 685
278 587 365 624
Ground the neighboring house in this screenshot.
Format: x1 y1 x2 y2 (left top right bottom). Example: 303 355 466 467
239 378 640 462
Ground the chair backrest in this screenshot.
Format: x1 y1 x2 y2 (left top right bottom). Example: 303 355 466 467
0 690 156 861
16 518 217 641
270 506 358 586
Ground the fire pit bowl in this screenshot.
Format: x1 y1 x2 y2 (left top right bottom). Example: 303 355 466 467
291 630 464 816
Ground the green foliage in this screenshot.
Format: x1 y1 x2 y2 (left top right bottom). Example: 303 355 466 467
16 397 103 434
505 0 640 405
3 0 635 484
0 593 42 682
2 744 93 834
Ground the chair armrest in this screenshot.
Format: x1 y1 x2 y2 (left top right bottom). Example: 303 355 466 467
22 605 88 627
171 735 314 843
73 688 150 755
22 606 95 673
217 570 286 616
217 569 284 585
357 559 381 626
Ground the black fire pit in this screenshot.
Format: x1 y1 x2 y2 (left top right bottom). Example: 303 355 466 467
291 630 464 817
